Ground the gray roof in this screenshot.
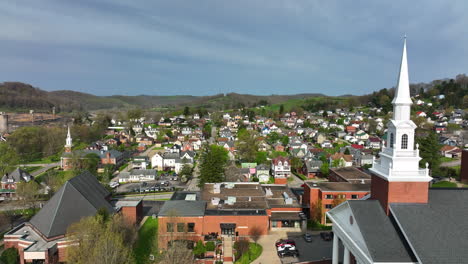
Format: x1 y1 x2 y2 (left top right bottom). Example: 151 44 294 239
158 201 206 217
348 200 416 262
390 189 468 264
308 182 370 192
29 171 113 238
162 152 179 159
1 168 32 183
130 169 157 176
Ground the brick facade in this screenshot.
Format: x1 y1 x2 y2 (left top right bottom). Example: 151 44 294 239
370 174 429 214
121 202 143 225
303 183 369 224
461 150 468 184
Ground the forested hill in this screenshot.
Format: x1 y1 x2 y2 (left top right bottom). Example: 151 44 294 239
1 74 467 113
0 82 326 112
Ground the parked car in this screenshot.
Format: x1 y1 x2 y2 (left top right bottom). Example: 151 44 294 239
320 232 333 241
277 244 296 251
303 233 313 242
278 249 299 258
275 239 296 248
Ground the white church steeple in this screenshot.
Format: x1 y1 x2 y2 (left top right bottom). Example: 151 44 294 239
392 37 413 121
65 126 72 153
369 37 432 213
370 38 431 183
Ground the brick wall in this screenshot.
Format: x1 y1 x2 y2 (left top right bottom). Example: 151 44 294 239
371 174 429 214
461 150 468 184
121 202 143 226
203 215 269 236
158 216 205 249
274 178 288 184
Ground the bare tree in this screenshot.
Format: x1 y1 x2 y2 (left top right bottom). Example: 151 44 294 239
311 199 323 224
158 241 195 264
66 214 135 264
15 181 41 209
224 163 241 182
249 225 263 245
0 211 13 230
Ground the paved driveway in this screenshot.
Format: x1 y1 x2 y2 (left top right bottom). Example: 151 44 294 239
252 230 334 264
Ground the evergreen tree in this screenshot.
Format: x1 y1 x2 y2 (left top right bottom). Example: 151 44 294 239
198 144 229 187
416 131 442 174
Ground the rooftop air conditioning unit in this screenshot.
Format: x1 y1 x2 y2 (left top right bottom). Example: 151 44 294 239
211 197 220 205
213 183 221 194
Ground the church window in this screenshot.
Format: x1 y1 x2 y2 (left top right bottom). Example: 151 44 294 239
401 134 408 149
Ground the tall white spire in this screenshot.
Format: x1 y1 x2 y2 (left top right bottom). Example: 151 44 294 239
66 126 72 147
370 36 431 183
392 37 412 120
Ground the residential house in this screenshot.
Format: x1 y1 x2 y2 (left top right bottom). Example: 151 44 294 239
1 168 33 197
329 153 353 168
366 137 381 149
440 145 462 158
118 169 157 183
321 140 333 148
272 157 291 184
302 159 323 178
256 164 270 183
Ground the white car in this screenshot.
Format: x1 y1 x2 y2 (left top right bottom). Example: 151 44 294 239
277 244 296 252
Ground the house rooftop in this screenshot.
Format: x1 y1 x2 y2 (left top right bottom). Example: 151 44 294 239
158 200 206 217
330 167 371 183
305 181 370 192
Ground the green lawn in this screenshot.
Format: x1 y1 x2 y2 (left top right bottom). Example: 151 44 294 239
440 157 457 163
431 181 458 188
235 243 262 264
133 217 159 264
26 156 60 164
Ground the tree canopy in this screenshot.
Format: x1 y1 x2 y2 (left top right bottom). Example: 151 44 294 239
198 144 229 187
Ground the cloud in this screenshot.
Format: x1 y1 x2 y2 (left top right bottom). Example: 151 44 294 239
0 0 467 95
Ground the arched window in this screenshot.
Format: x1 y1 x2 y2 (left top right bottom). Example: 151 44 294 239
390 133 394 148
278 161 282 166
401 134 408 149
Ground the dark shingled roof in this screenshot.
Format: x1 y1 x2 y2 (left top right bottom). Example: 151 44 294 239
1 168 32 183
390 188 468 264
158 201 206 216
348 200 416 263
29 171 113 238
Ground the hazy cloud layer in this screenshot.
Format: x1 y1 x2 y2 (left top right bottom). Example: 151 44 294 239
0 0 467 95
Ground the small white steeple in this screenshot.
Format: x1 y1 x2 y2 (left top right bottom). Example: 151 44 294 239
392 37 413 121
65 126 72 148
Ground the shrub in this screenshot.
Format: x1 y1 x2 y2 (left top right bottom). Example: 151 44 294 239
0 248 19 264
193 240 206 258
205 241 215 251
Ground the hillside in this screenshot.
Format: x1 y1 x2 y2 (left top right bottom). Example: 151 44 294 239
1 75 466 113
0 82 327 112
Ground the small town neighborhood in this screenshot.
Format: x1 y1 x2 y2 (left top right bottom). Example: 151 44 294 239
0 38 467 264
2 1 468 263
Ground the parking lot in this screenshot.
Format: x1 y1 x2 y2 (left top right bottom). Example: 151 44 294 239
253 230 335 264
114 177 186 194
279 232 335 264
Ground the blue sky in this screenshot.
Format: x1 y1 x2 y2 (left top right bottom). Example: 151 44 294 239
0 1 467 96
